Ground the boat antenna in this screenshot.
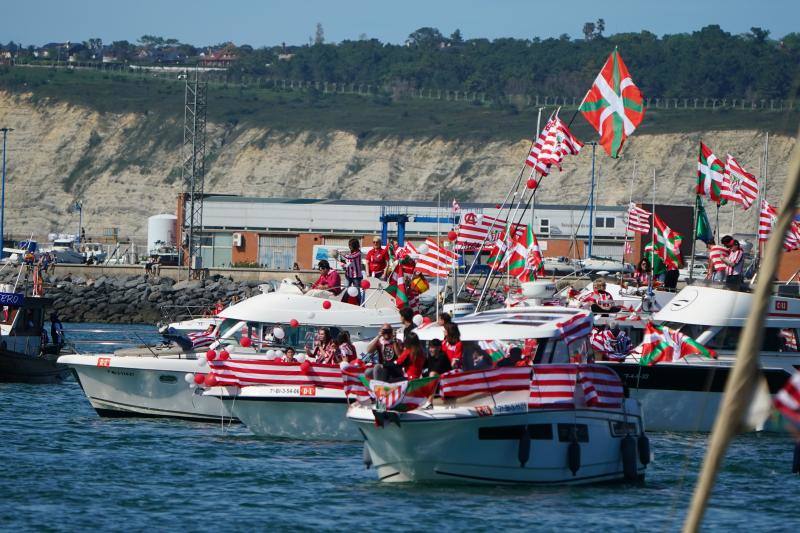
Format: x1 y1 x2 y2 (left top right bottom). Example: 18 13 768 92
684 124 800 532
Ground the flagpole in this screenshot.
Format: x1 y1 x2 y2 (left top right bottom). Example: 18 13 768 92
587 142 597 258
648 168 656 293
729 204 735 236
436 191 441 320
689 195 699 282
532 107 543 232
623 159 636 266
714 203 720 243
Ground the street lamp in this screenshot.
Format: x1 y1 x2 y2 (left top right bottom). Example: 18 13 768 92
0 127 13 260
73 200 83 243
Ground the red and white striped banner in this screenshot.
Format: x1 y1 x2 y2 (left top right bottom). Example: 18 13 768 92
526 116 583 177
723 154 758 210
556 313 593 346
414 238 459 278
758 199 800 250
774 371 800 426
529 365 578 408
439 366 531 398
626 203 651 234
341 365 371 399
208 359 344 388
187 332 216 349
455 213 524 250
577 364 624 408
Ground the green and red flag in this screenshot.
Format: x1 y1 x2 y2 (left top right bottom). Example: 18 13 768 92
652 214 684 270
508 225 544 281
384 265 408 309
638 322 716 366
364 376 439 412
643 241 666 276
695 196 714 244
579 48 645 158
697 142 728 204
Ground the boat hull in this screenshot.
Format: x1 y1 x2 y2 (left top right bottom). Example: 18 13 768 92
217 386 356 440
350 406 646 485
58 353 235 422
0 349 72 384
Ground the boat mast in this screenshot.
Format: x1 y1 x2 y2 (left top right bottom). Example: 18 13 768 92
0 127 12 261
587 142 597 258
684 128 800 532
623 159 636 266
436 191 441 320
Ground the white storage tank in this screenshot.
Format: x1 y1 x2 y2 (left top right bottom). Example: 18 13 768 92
147 214 177 253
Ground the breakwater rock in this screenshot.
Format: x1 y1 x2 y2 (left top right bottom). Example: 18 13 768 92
9 272 270 324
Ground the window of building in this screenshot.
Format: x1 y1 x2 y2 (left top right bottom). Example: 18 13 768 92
538 219 550 235
594 217 616 229
322 237 351 247
258 235 297 270
199 233 232 268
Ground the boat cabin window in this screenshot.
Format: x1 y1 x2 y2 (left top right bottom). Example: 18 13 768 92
11 307 43 336
536 337 589 364
216 318 341 353
702 326 799 353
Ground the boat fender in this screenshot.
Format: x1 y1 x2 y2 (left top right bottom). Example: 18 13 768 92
793 441 800 475
637 433 651 466
518 425 531 467
363 444 373 470
621 434 638 480
567 433 581 476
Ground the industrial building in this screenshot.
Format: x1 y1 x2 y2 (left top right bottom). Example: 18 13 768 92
172 194 697 270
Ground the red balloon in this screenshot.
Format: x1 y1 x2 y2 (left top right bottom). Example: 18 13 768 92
240 337 252 348
422 316 432 325
289 318 299 328
322 300 332 309
495 204 501 209
193 373 204 385
205 349 217 361
300 360 312 374
218 350 230 361
360 279 371 289
526 178 538 189
447 230 458 242
204 374 218 387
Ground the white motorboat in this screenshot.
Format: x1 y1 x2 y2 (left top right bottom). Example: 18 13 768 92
348 307 649 485
601 283 800 432
59 285 399 421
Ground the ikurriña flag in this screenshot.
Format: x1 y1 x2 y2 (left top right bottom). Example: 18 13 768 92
697 142 728 204
579 48 645 158
638 322 715 366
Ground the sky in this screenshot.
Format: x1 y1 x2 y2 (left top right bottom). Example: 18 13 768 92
1 0 798 47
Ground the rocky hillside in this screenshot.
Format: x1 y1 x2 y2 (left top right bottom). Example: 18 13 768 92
0 89 796 241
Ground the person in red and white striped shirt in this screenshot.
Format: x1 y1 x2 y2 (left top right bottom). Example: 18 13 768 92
706 239 729 283
579 278 621 313
722 239 744 289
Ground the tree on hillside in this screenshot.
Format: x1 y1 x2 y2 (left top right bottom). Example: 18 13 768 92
314 23 325 45
138 35 165 48
407 27 445 48
582 22 595 40
450 29 464 44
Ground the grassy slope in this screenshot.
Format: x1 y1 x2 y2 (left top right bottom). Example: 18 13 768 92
1 67 798 142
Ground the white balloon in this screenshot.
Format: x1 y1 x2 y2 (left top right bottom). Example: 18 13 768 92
188 383 197 390
339 360 350 370
196 357 207 367
418 244 429 255
184 373 194 383
412 314 424 326
347 286 359 297
273 327 285 340
266 349 276 358
307 311 315 319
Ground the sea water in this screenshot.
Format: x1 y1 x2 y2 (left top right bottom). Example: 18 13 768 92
0 323 797 531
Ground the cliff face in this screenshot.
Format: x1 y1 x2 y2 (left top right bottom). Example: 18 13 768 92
0 90 795 241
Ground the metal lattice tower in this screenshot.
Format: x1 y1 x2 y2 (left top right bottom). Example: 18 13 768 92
181 69 208 269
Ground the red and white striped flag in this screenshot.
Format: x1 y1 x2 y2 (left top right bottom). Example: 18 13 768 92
556 313 593 346
577 364 624 408
451 199 460 214
455 213 524 251
529 365 578 408
723 155 758 210
439 366 531 398
526 115 583 177
341 365 371 400
590 327 615 355
208 359 344 388
626 203 651 234
414 238 459 278
774 371 800 426
187 331 216 349
759 200 800 250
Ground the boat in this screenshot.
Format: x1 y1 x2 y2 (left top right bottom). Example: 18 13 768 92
348 307 649 484
0 293 72 383
59 284 399 422
600 282 800 431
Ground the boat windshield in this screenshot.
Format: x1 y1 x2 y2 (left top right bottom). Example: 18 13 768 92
664 322 800 352
216 318 342 353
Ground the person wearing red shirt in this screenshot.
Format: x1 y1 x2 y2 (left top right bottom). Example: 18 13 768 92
311 260 342 295
396 332 427 380
442 323 463 370
365 237 389 279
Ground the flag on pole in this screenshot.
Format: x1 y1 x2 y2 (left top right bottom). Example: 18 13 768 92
723 155 758 210
414 238 459 278
697 142 728 204
507 225 544 282
366 376 439 412
578 48 645 158
652 214 684 269
638 322 716 366
695 196 714 244
455 213 523 251
526 114 584 176
759 199 800 251
774 371 800 426
451 199 460 214
384 265 409 309
626 203 651 234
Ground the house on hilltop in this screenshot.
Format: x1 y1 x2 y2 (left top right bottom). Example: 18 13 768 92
199 44 238 68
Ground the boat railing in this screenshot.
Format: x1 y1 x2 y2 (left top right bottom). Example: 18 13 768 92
159 304 216 323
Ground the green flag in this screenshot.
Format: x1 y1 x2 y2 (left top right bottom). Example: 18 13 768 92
695 196 714 244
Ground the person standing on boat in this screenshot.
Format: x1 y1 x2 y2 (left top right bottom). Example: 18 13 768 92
633 258 651 287
366 237 388 279
723 239 744 289
425 339 452 376
399 307 416 338
342 238 364 304
396 332 427 379
442 323 464 370
311 260 342 296
337 331 358 363
706 239 728 282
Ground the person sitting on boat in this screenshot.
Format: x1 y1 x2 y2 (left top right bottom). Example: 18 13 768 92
396 332 427 379
282 347 297 363
366 236 389 279
442 323 464 370
722 240 744 289
213 299 225 315
425 339 451 376
633 258 651 287
437 312 452 327
337 331 358 363
399 307 416 338
580 278 620 313
310 327 340 364
365 324 404 381
496 346 523 368
310 260 342 296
